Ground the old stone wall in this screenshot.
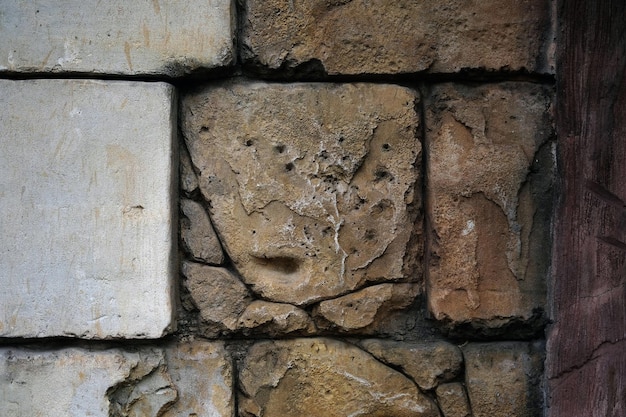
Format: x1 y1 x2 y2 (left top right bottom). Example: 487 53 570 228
0 2 555 416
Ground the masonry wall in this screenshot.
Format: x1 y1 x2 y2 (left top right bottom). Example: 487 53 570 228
0 2 556 416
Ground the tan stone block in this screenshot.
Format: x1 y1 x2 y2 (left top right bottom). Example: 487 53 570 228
425 82 554 329
237 300 316 336
180 199 224 265
241 0 553 76
313 283 419 332
182 261 252 335
435 383 471 417
239 338 440 417
360 340 463 390
182 82 422 307
463 342 544 417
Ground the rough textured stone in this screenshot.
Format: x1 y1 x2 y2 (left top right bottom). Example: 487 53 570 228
183 82 422 306
180 145 199 195
182 261 252 336
163 341 234 417
237 300 316 336
463 342 544 417
239 338 440 417
180 199 224 265
425 82 554 330
436 383 471 417
0 79 175 339
313 283 420 332
0 0 234 76
360 340 463 390
241 0 553 76
0 348 170 417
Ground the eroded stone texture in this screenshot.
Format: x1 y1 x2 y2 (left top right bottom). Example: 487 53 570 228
313 283 419 332
241 0 553 76
183 82 422 307
162 341 234 417
239 338 440 417
182 261 252 336
360 340 463 390
0 348 168 417
237 300 316 337
463 342 544 417
180 199 224 265
425 82 554 330
180 145 199 195
436 383 471 417
0 79 175 339
0 1 235 76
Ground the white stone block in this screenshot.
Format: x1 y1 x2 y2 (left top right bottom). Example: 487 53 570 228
0 79 176 339
0 0 234 76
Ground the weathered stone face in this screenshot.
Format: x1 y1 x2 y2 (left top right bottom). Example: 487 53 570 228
425 82 554 330
183 82 422 306
239 338 441 417
241 0 553 76
180 199 224 265
435 383 471 417
463 342 544 417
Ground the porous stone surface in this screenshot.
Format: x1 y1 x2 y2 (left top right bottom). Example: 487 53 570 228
182 261 252 336
0 348 170 417
436 383 471 417
0 0 235 76
180 199 224 265
238 338 441 417
0 79 176 339
463 342 544 417
241 0 553 76
360 340 463 390
237 300 316 336
182 82 422 307
162 341 234 417
425 82 554 330
313 283 420 332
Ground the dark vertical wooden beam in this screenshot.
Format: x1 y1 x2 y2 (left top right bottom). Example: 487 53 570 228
548 1 626 416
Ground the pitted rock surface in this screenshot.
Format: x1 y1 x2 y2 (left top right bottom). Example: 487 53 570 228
183 82 422 306
425 82 553 329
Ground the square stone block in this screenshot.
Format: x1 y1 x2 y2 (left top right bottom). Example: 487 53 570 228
425 82 554 332
0 79 176 339
0 0 234 76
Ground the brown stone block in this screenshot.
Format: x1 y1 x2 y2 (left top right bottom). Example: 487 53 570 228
425 82 554 331
463 342 544 417
182 82 422 308
241 0 553 76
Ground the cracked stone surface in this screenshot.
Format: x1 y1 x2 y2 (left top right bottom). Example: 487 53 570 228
360 340 463 390
0 0 235 76
182 81 422 307
425 82 554 330
237 300 317 337
238 338 440 417
463 342 544 417
313 283 420 333
241 0 553 76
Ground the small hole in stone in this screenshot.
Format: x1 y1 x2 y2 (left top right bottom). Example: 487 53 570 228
275 144 286 153
200 126 209 132
285 162 294 171
245 139 254 146
338 135 344 143
382 143 391 151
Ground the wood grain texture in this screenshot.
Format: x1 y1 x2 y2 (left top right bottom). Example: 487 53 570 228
548 1 626 416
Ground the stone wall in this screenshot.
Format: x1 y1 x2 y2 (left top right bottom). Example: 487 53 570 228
0 2 555 416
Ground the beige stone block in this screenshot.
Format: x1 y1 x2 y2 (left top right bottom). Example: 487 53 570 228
425 82 554 330
0 0 234 76
239 338 440 417
241 0 553 76
182 82 422 307
436 383 471 417
180 199 224 265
